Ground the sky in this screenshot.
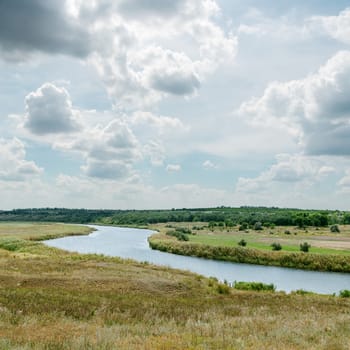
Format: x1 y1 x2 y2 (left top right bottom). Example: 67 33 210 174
1 0 350 210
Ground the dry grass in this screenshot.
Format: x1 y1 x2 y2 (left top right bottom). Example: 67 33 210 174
0 223 349 349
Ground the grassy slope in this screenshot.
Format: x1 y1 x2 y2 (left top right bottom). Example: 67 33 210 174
0 223 349 349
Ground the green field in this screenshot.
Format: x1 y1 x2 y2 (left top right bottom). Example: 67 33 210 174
0 222 350 349
152 223 350 254
148 223 350 272
189 231 350 255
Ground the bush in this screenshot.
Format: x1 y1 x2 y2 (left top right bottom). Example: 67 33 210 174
254 222 263 230
291 289 314 295
175 227 192 234
271 242 282 251
339 289 350 298
330 225 340 233
166 230 189 241
217 283 230 294
284 230 291 235
300 242 311 252
239 222 248 231
234 281 275 292
238 239 247 247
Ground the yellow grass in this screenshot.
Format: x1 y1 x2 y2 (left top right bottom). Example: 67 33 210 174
0 223 349 349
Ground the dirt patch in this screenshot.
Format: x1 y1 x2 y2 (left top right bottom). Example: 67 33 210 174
310 240 350 250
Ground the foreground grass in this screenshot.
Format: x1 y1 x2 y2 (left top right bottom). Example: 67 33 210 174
0 223 350 349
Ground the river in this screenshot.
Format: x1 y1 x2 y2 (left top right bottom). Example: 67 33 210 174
44 224 350 294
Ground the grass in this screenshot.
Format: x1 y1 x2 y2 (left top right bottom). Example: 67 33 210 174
151 222 350 255
190 234 350 255
0 222 350 349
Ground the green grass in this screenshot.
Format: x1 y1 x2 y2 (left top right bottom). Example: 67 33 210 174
1 222 350 349
155 222 350 256
149 233 350 272
189 233 350 255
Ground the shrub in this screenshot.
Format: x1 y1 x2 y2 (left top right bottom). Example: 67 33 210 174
234 281 275 292
217 283 230 294
175 227 192 234
254 222 263 230
300 242 311 252
271 242 282 251
330 225 340 233
339 289 350 298
239 222 248 231
290 289 315 296
284 230 291 235
166 230 189 241
238 239 247 247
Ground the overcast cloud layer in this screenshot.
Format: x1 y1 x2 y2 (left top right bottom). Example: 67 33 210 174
1 0 350 210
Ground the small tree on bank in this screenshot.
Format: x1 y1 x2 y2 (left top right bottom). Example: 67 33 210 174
238 239 247 247
330 224 340 233
271 242 282 251
300 242 311 252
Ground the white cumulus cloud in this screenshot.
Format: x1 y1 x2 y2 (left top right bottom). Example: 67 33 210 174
236 154 334 194
56 118 140 180
0 138 42 181
308 8 350 45
24 83 82 135
239 51 350 156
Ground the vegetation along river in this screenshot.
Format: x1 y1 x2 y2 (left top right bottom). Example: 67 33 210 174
44 225 350 294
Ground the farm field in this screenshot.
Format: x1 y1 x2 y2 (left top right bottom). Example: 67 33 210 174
0 222 349 349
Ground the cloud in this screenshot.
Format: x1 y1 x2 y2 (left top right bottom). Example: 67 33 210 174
85 0 237 108
0 0 91 60
24 83 82 135
0 138 42 181
147 51 201 95
117 0 186 18
236 7 350 45
166 164 181 172
53 174 233 209
55 119 140 180
130 111 189 166
143 141 165 166
308 8 350 45
338 170 350 193
81 159 132 180
131 111 187 134
158 183 230 208
0 1 236 109
203 160 217 169
239 51 350 156
236 154 333 194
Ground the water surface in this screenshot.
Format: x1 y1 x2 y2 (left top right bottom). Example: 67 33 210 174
44 225 350 294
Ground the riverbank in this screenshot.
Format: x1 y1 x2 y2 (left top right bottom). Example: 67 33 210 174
148 232 350 273
1 222 350 349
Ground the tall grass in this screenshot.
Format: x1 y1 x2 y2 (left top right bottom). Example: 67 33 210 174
1 223 350 349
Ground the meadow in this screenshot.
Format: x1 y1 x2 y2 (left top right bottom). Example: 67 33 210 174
148 223 350 272
0 222 350 349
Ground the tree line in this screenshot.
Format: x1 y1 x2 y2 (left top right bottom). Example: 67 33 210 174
0 207 349 227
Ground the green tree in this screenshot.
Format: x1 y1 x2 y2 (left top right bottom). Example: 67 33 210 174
300 242 311 252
